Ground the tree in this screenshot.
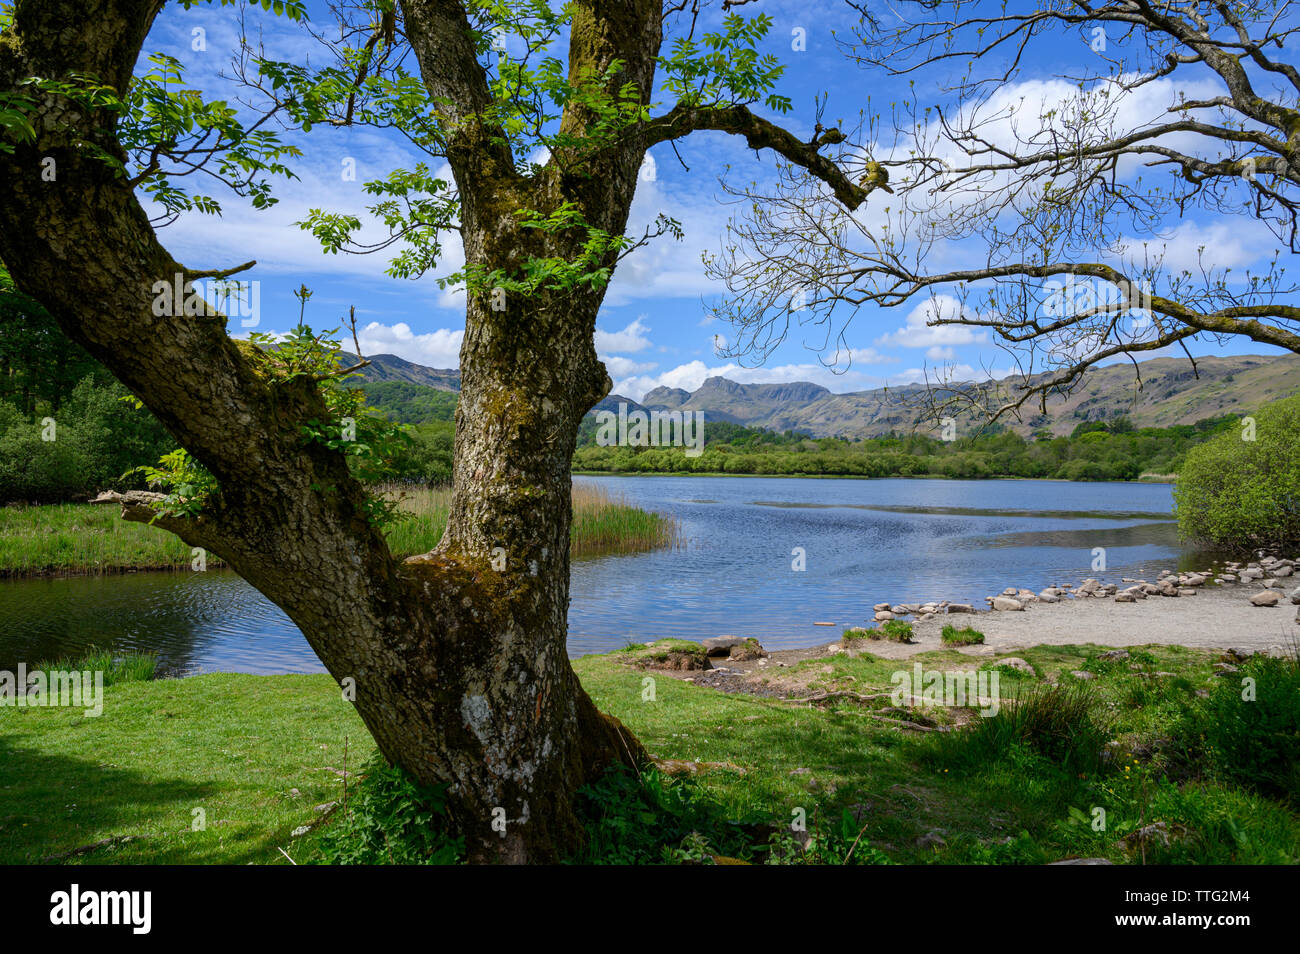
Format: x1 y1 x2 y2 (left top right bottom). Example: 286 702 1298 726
1175 393 1300 550
0 0 876 861
707 0 1300 422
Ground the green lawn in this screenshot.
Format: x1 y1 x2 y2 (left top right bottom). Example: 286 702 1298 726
1 641 1296 864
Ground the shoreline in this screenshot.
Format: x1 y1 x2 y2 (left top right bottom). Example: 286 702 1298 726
574 470 1177 484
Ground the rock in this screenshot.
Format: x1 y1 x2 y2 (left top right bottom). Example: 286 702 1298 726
1099 649 1129 661
1070 670 1096 680
991 596 1024 611
873 602 891 612
874 610 895 621
947 603 975 614
915 830 947 850
1178 587 1197 596
1262 578 1280 589
1275 565 1294 578
1114 592 1136 602
995 656 1035 675
1123 821 1180 850
1049 858 1114 865
1001 587 1018 596
891 604 912 615
1250 591 1281 607
1037 590 1060 603
1240 568 1265 580
729 638 767 661
701 636 748 657
1140 583 1161 595
1291 587 1300 605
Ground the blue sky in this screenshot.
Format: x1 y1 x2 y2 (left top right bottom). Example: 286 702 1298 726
145 1 1295 400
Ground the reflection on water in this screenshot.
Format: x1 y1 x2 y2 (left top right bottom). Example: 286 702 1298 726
1 476 1188 674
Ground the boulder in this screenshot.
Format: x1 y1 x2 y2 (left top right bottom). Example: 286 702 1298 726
874 610 895 621
1250 591 1281 607
947 603 975 614
701 636 748 657
1114 592 1136 603
991 596 1024 611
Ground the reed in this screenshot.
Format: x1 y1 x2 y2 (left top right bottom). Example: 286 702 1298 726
379 482 680 559
0 483 678 577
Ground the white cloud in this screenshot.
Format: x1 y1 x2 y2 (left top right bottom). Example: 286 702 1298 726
356 322 463 367
595 317 653 353
876 295 988 349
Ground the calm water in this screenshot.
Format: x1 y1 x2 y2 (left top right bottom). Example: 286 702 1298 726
0 476 1189 674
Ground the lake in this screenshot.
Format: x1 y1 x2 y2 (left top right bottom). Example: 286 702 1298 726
0 476 1190 675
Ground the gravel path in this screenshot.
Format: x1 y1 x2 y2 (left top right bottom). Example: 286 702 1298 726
855 585 1299 660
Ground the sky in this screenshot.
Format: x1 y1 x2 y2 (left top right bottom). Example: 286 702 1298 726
142 0 1296 401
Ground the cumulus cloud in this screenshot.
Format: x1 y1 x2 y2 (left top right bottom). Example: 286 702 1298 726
595 317 653 353
356 322 463 367
875 295 988 349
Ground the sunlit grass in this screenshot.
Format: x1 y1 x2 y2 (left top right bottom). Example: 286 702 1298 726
0 483 679 577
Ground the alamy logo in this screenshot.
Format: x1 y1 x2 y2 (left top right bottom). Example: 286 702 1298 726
50 884 151 934
890 663 1000 716
594 402 705 457
0 665 103 717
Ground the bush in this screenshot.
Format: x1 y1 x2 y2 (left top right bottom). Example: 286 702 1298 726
1175 394 1300 549
941 624 984 646
315 756 463 865
1198 654 1300 802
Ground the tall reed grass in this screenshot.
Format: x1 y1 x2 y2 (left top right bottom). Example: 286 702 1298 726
0 483 678 576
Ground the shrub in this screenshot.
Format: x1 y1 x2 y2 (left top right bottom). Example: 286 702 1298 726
1174 393 1300 549
1198 654 1300 802
941 624 984 646
315 756 463 865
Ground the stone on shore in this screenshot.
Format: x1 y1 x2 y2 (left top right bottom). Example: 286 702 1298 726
1250 591 1281 607
991 596 1024 611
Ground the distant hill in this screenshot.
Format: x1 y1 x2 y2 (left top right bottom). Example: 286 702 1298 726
351 352 1300 436
347 352 461 391
637 354 1300 437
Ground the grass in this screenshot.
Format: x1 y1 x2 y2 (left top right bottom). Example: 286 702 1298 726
0 483 679 577
1 639 1296 865
941 624 985 646
29 647 160 687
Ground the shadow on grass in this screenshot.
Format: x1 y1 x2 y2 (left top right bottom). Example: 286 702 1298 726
0 731 217 864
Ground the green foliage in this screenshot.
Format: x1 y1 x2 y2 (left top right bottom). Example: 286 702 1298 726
876 619 915 643
658 13 790 113
575 415 1230 480
941 624 984 646
1195 654 1300 802
1175 394 1300 549
246 324 413 522
129 449 219 519
938 684 1111 776
315 756 463 865
571 765 764 864
0 376 173 504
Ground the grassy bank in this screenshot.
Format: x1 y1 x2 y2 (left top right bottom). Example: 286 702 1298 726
0 483 678 578
1 640 1295 864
